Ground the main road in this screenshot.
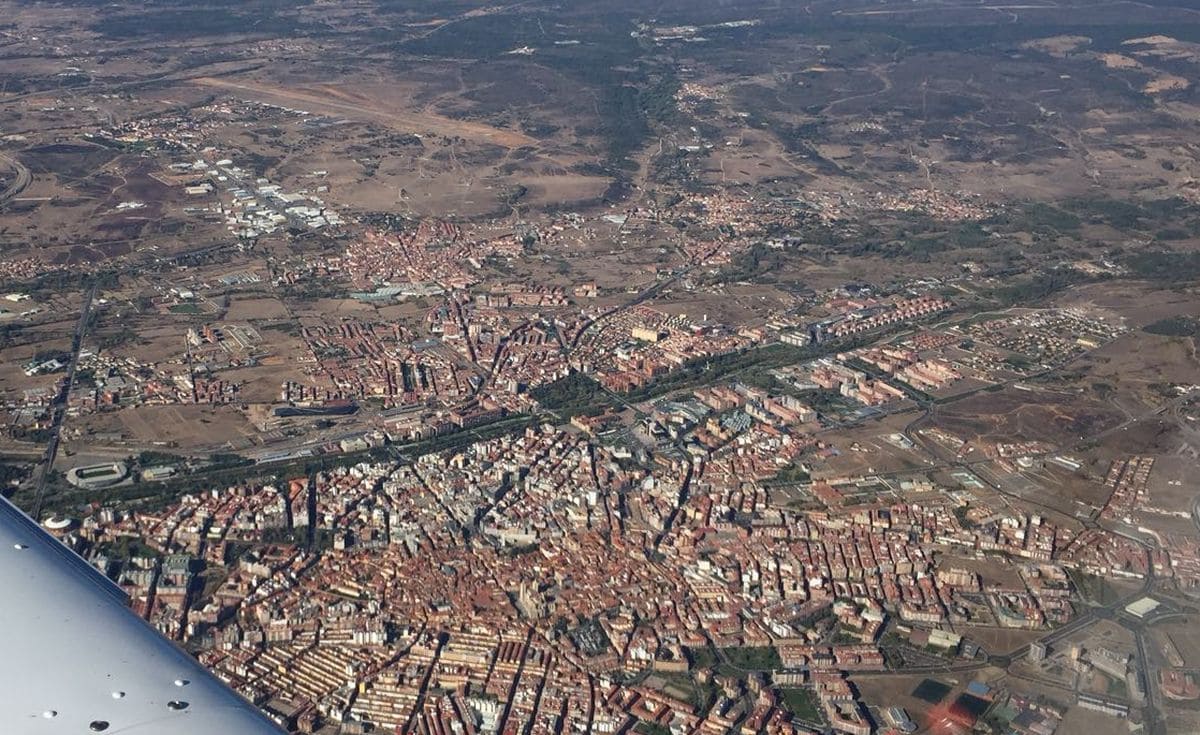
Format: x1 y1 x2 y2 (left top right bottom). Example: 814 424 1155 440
29 282 97 520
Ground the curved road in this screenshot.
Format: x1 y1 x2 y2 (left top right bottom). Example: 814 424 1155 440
0 151 30 206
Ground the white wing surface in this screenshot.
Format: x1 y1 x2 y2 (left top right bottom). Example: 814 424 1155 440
0 496 286 734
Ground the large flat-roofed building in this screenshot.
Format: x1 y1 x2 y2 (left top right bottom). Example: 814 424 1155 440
631 326 664 343
1029 641 1048 662
1087 646 1131 680
1125 596 1160 619
1077 694 1129 718
883 706 917 733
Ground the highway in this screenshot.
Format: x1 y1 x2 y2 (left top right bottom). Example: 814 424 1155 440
1134 627 1163 734
0 151 30 206
29 282 97 520
567 239 723 351
568 270 680 350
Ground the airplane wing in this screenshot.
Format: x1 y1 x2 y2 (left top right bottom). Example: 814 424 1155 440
0 496 286 734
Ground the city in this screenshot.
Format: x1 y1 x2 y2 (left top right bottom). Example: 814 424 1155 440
3 1 1200 734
